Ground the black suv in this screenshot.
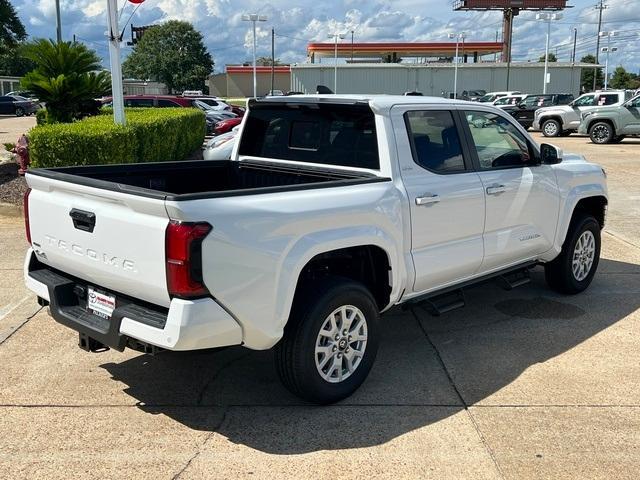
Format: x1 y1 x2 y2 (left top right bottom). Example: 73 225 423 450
504 93 574 129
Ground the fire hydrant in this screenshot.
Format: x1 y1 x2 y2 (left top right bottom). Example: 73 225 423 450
13 134 30 175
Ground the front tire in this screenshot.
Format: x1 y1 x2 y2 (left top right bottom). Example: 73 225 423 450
589 122 614 144
542 119 561 137
545 214 601 294
275 278 379 404
15 107 24 117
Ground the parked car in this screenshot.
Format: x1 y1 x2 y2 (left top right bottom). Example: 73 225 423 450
461 89 486 101
23 94 607 404
578 94 640 144
492 94 527 108
0 95 38 116
477 91 521 103
533 90 630 137
503 93 574 129
203 125 240 160
188 97 232 112
213 116 242 135
192 100 237 134
6 90 41 105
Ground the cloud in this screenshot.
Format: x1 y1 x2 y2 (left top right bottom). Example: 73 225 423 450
11 0 640 73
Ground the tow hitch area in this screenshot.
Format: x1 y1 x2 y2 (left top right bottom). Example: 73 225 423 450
78 332 109 352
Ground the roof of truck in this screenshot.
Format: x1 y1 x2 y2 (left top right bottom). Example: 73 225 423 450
253 94 477 113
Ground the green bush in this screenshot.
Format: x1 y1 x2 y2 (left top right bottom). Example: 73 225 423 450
29 108 205 168
35 108 48 125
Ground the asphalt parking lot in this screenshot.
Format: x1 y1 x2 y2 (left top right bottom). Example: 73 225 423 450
0 130 639 479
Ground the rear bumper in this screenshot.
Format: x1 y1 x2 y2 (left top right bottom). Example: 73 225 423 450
24 249 243 351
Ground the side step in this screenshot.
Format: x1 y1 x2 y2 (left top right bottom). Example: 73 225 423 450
407 289 466 317
496 268 531 291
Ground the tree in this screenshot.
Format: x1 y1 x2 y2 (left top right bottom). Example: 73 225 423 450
20 40 111 123
0 0 26 53
123 21 213 93
0 47 35 76
609 66 640 90
538 52 557 63
580 54 604 91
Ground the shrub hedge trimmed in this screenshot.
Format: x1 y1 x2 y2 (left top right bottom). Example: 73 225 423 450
29 108 205 168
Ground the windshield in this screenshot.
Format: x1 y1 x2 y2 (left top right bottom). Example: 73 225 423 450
572 95 596 107
478 94 495 102
193 100 212 111
494 96 520 106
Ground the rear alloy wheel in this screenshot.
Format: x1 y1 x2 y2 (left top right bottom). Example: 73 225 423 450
275 278 379 404
542 119 561 137
15 107 24 117
589 122 614 144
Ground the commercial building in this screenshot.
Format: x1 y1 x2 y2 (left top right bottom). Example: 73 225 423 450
290 62 593 97
209 66 292 98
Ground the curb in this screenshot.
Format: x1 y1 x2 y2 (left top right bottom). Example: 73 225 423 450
0 202 23 218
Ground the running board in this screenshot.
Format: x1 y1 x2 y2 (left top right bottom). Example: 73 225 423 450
496 268 531 290
403 261 538 316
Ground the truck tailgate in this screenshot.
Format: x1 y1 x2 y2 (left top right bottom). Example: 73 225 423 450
27 174 171 308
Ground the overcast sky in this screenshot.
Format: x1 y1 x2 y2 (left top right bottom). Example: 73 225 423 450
13 0 640 73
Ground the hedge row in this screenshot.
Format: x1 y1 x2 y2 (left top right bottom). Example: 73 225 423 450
29 108 206 168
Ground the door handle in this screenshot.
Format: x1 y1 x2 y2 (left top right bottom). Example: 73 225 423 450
486 185 507 195
415 194 440 206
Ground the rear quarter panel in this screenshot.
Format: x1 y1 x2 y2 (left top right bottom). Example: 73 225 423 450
165 180 407 349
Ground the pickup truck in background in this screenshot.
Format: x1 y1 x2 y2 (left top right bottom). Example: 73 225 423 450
23 95 608 404
578 94 640 144
503 93 574 130
533 90 630 137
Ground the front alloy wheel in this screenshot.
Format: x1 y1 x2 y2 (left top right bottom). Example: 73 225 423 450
572 230 596 282
589 122 614 144
542 119 561 137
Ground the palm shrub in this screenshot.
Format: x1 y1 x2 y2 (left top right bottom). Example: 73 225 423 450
20 39 111 123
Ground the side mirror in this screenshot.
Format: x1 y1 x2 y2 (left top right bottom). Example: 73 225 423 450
540 143 563 165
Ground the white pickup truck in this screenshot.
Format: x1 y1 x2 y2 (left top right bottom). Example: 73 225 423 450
23 95 608 404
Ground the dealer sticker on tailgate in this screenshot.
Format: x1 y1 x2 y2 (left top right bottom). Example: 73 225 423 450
87 287 116 319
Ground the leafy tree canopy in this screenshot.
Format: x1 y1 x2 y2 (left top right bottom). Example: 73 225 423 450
579 54 604 92
538 52 557 63
0 0 26 53
609 66 640 90
123 20 214 93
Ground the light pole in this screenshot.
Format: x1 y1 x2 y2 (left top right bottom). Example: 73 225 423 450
242 14 268 98
448 32 465 99
536 12 562 94
328 32 346 93
106 0 125 125
600 31 616 90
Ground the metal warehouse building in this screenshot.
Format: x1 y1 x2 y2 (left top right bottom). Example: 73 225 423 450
290 62 594 97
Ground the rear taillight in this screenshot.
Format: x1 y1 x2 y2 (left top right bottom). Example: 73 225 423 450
165 221 212 299
23 188 31 245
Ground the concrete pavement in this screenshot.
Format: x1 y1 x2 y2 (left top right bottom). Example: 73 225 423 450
1 135 639 479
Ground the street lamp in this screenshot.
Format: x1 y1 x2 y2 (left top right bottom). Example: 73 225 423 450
600 31 616 90
328 32 346 93
242 13 268 98
536 12 562 94
448 32 465 99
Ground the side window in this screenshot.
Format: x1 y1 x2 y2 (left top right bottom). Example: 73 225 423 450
405 110 466 173
629 97 640 108
126 98 153 107
158 99 181 107
574 95 596 107
599 94 618 106
464 111 532 169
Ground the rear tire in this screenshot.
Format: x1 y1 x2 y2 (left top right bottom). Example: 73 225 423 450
541 119 561 137
275 278 379 404
589 121 614 144
545 214 601 294
15 107 24 117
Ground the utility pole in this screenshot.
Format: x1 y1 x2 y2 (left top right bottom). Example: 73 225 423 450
271 28 275 95
593 1 608 90
55 0 62 42
571 28 577 63
494 30 498 62
351 30 354 62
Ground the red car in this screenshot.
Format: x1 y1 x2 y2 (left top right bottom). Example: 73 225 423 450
214 117 242 135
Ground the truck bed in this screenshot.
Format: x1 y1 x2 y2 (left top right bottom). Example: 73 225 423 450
29 160 384 201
